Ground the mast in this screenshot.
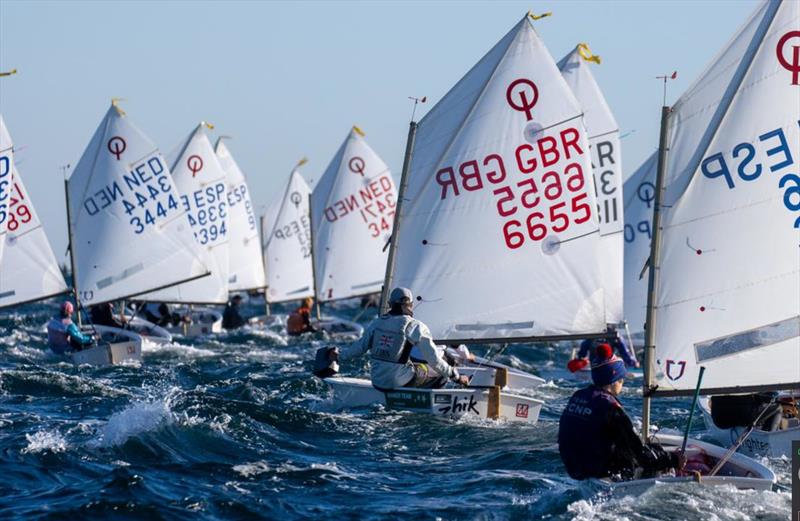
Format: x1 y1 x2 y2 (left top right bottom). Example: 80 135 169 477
63 177 82 327
641 105 671 443
308 193 321 320
259 214 270 317
379 120 417 314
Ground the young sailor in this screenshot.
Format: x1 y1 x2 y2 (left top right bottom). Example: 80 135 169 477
286 297 317 336
558 344 683 480
47 301 94 354
329 287 469 390
222 295 246 330
567 326 639 372
143 302 183 327
89 302 127 329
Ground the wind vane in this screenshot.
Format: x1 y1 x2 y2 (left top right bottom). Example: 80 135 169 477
408 96 427 122
656 71 678 106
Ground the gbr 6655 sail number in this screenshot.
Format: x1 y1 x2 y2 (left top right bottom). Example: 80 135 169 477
435 126 593 250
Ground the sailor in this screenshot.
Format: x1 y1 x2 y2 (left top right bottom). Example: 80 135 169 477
287 297 317 336
568 325 639 372
47 301 94 354
328 287 470 390
558 344 684 481
222 295 246 330
89 302 127 329
143 302 184 327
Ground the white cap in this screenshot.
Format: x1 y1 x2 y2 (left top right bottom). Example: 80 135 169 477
389 287 413 304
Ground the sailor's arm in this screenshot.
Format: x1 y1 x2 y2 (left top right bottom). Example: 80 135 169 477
407 320 461 382
615 336 639 368
577 338 592 359
337 326 373 361
609 406 682 473
67 323 93 345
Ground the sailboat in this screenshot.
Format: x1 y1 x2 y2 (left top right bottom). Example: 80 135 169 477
138 122 230 336
605 0 798 493
0 115 70 308
639 0 799 462
622 152 657 348
325 12 611 422
252 160 363 337
66 102 212 363
0 114 13 264
214 137 267 293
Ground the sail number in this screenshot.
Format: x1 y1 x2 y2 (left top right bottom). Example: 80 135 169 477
6 182 33 233
227 182 256 231
273 215 311 258
323 175 395 239
180 182 227 245
435 127 595 250
701 122 799 228
0 153 11 229
83 154 183 235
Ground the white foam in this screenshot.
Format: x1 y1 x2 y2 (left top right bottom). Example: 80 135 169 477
22 429 67 454
93 397 173 447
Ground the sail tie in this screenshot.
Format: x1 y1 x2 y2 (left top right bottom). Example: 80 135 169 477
577 43 601 64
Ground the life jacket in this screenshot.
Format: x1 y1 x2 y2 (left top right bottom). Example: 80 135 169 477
368 314 415 364
287 306 311 335
47 317 72 354
558 386 621 480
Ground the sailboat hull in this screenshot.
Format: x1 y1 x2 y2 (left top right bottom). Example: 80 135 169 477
324 376 543 423
165 308 223 337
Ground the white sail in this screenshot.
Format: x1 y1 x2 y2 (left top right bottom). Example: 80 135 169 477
0 122 69 307
622 152 657 341
142 124 230 304
215 138 266 291
653 0 800 393
67 104 209 306
559 45 625 324
389 15 605 341
311 127 396 302
264 168 314 303
0 115 13 264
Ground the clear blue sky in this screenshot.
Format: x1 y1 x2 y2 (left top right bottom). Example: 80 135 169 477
0 0 759 259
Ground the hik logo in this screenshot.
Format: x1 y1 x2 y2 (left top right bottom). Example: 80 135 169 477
777 30 800 86
437 394 480 416
665 360 687 381
506 78 539 121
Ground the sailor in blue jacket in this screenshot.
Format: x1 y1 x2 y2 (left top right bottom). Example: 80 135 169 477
558 344 683 481
47 301 94 354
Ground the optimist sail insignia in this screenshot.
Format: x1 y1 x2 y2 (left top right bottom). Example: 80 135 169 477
67 103 210 306
0 116 69 307
310 127 397 302
387 13 606 342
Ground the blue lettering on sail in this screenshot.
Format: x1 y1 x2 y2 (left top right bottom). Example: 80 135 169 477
701 121 800 228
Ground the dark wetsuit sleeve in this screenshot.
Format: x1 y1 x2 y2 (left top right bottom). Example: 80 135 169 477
613 336 637 367
608 407 678 476
577 339 592 359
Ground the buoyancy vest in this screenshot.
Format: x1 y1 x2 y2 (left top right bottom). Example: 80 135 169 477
558 386 621 480
47 317 72 354
369 314 415 364
287 306 311 334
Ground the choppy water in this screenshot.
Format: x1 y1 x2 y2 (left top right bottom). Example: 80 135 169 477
0 298 792 520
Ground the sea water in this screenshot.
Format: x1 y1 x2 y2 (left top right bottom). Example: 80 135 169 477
0 299 791 520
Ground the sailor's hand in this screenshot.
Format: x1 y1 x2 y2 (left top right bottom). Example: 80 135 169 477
328 347 340 362
456 375 470 386
634 361 641 368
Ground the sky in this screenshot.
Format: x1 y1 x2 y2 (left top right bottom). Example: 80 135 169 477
0 0 760 259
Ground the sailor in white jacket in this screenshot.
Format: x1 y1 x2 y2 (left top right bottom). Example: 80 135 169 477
331 287 470 390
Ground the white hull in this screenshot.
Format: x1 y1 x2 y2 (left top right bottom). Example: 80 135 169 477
588 432 775 495
249 313 364 339
95 319 172 350
324 376 543 424
70 327 143 366
165 308 223 337
447 350 546 392
699 396 799 458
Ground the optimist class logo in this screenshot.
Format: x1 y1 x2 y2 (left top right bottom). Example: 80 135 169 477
777 31 800 85
187 155 204 177
506 78 539 121
348 156 366 177
107 136 127 160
